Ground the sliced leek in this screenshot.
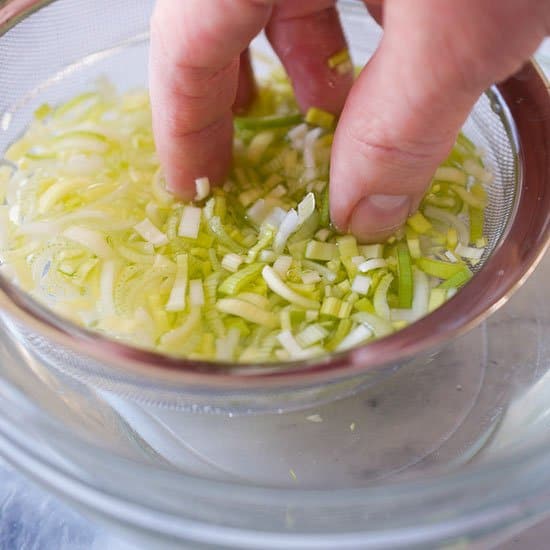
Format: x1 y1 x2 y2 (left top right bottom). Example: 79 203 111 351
0 77 489 363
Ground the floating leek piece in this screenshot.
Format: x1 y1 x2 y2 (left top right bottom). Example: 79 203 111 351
0 75 489 363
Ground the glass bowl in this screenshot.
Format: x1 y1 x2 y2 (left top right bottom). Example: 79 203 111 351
0 1 549 548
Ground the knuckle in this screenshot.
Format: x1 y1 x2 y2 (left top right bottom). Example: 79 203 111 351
345 125 440 168
163 112 229 142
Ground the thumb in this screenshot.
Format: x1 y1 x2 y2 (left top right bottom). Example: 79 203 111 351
330 0 548 243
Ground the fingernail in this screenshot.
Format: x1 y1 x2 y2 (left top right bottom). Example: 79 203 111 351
349 194 411 243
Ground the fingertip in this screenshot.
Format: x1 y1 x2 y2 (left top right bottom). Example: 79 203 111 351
348 194 412 243
157 116 234 201
162 161 197 201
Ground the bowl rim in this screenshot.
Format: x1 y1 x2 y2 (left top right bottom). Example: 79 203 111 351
0 0 549 389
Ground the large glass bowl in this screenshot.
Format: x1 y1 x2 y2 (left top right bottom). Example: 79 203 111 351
0 0 548 414
0 1 549 548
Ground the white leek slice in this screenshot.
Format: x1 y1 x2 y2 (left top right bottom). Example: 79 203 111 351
273 255 293 278
336 324 373 351
351 275 371 295
352 312 394 338
373 273 394 321
236 292 270 309
273 209 299 253
358 258 387 273
194 177 211 201
178 206 202 239
424 206 469 245
411 267 429 320
444 250 459 263
189 279 205 307
264 206 287 229
165 254 188 312
134 218 168 247
64 154 104 176
63 226 113 258
222 253 244 273
277 330 303 357
53 131 109 153
262 265 319 310
296 324 328 348
455 243 485 260
297 192 315 224
160 308 202 349
217 298 278 328
287 123 308 150
259 250 276 263
216 328 241 361
247 199 268 225
303 128 323 181
301 270 321 285
38 179 85 214
301 260 337 283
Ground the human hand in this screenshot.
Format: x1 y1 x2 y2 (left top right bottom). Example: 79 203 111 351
150 0 549 242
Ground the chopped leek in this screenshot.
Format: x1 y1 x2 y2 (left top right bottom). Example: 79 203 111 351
0 78 489 363
194 177 211 201
305 241 338 262
263 266 319 310
327 49 353 75
219 263 263 296
134 218 168 247
469 207 484 244
407 211 432 234
358 258 387 273
455 243 485 260
434 167 467 185
359 244 384 259
438 267 473 290
429 288 447 312
221 253 244 273
396 242 413 309
417 258 467 280
328 49 351 68
336 324 372 351
373 273 394 321
351 275 371 296
305 107 336 130
179 206 202 239
217 298 278 328
165 254 188 312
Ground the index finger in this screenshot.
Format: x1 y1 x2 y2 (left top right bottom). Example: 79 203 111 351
149 0 274 199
